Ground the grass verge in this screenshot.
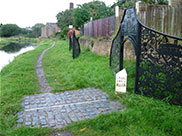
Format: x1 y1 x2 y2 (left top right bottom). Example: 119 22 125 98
0 39 181 136
0 37 39 48
0 38 54 135
43 40 182 136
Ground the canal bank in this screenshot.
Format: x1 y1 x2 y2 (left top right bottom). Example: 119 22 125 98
0 37 38 48
0 42 37 71
0 38 53 135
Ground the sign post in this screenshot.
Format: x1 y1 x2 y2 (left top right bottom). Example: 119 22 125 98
115 69 127 93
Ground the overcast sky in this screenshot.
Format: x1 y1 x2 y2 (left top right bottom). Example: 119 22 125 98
0 0 117 28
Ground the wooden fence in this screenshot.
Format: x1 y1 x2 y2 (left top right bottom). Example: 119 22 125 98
82 16 115 38
137 5 182 37
81 5 182 38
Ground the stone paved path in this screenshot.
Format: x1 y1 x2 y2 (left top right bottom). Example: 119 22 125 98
36 42 55 93
17 42 124 129
17 88 124 128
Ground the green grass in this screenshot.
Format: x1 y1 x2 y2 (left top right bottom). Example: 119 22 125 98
43 40 182 136
0 39 182 136
0 38 54 135
0 37 39 48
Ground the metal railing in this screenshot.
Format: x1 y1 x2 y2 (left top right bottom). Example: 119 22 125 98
110 7 182 105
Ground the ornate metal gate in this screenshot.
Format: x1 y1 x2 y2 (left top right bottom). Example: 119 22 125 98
110 7 182 105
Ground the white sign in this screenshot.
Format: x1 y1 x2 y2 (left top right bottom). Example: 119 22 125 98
115 6 119 17
115 69 127 93
136 1 142 14
69 25 73 29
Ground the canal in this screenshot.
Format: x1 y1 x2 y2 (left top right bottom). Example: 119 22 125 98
0 42 36 71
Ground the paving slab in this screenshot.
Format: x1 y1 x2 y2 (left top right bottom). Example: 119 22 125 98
17 88 124 128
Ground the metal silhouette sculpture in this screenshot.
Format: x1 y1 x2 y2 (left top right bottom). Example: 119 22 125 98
69 37 72 51
72 31 81 59
110 7 182 105
68 30 81 59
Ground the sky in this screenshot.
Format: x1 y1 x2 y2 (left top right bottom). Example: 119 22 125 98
0 0 117 28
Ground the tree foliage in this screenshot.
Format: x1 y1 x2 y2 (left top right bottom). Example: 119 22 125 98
73 6 90 30
73 0 114 29
0 24 21 37
0 23 45 38
56 9 74 39
141 0 168 4
28 23 45 38
56 9 74 30
116 0 134 8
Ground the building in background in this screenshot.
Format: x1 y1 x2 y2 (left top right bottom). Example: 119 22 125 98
70 2 74 9
25 26 32 31
41 23 61 38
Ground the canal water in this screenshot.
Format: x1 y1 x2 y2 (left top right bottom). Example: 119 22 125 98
0 42 36 71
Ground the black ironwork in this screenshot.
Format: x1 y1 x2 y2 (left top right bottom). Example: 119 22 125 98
72 31 81 59
69 37 72 51
110 7 182 105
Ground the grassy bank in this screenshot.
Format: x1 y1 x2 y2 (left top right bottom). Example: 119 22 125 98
43 40 182 136
0 38 53 135
0 39 181 136
0 37 39 49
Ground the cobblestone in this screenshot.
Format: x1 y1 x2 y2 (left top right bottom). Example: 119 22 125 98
17 88 124 128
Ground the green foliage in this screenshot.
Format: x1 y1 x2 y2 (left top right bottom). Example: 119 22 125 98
91 40 94 47
0 37 39 49
73 0 114 29
0 23 44 38
73 6 90 29
116 0 168 8
56 9 74 30
27 23 45 38
56 27 69 40
116 0 134 8
0 24 21 37
20 28 29 35
56 9 74 38
142 0 168 4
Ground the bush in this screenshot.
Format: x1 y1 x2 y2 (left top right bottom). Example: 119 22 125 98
0 24 21 37
56 27 69 40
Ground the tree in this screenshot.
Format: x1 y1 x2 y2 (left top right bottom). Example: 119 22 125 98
56 9 74 30
116 0 134 8
21 28 29 35
73 0 114 29
56 9 74 39
30 23 45 37
0 24 21 37
73 5 90 29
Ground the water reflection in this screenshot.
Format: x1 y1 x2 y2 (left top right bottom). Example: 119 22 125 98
0 42 36 53
0 42 36 71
